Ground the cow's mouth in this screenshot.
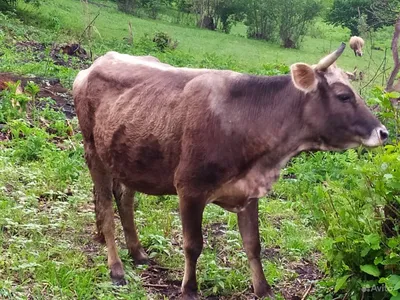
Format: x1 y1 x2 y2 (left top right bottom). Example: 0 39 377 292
360 126 389 147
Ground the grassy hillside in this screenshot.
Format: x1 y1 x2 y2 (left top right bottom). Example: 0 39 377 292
0 1 399 300
16 0 393 92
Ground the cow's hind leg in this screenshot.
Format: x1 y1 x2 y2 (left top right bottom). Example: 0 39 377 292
93 185 105 244
238 199 275 299
179 193 206 300
113 179 149 265
87 154 126 285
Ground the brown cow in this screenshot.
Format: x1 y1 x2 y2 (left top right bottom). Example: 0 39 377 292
73 43 388 299
349 36 365 57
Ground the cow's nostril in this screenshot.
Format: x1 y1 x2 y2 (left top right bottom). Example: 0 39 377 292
379 129 389 141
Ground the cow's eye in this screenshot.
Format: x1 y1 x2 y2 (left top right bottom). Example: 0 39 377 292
337 94 351 102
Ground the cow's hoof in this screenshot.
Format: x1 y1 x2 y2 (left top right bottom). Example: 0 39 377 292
255 286 275 299
111 276 127 286
131 248 150 265
110 262 126 286
181 292 199 300
256 288 276 300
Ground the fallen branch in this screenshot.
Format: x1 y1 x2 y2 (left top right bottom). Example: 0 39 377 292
142 283 169 288
301 284 313 300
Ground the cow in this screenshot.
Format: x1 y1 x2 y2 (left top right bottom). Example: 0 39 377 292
349 36 365 57
72 43 388 299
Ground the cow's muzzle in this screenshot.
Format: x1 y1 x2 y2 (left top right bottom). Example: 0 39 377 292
361 125 389 147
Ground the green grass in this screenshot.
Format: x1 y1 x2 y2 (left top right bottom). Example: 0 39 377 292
0 127 321 299
0 1 399 299
15 0 394 92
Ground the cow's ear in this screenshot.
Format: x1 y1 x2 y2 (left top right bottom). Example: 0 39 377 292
290 63 318 93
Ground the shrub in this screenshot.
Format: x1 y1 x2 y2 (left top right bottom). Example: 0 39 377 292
0 0 41 11
277 0 323 48
152 31 178 52
277 89 400 298
245 0 322 48
0 81 30 123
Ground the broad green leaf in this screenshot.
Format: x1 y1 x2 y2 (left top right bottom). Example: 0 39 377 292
374 256 383 265
361 246 370 257
360 265 380 277
387 91 400 99
387 275 400 291
390 296 400 300
395 281 400 291
364 233 380 250
334 274 351 292
388 238 400 249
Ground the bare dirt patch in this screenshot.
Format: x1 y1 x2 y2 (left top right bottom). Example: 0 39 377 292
277 254 324 300
0 72 75 118
137 223 324 299
13 40 91 70
141 265 183 299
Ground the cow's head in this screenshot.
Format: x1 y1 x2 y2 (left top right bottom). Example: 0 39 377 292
290 43 388 150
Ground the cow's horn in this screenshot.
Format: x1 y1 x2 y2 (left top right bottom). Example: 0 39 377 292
315 42 346 71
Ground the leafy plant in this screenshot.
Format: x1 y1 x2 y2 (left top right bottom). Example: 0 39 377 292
277 92 400 298
152 31 178 52
0 81 30 123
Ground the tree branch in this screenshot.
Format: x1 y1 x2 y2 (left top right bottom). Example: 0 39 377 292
386 16 400 92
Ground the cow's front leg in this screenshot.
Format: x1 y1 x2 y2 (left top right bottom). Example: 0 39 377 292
179 195 205 300
238 199 275 299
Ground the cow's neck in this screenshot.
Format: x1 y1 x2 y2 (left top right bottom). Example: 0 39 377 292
234 74 317 167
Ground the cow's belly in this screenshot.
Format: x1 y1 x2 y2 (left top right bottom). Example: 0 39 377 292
100 146 179 195
208 167 280 213
94 128 180 196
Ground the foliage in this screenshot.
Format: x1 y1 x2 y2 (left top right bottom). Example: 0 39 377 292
0 0 41 11
116 0 137 13
278 0 323 48
1 1 399 299
244 0 280 42
0 81 30 122
116 0 173 19
213 0 245 33
245 0 322 48
325 0 397 36
152 31 178 52
276 88 400 298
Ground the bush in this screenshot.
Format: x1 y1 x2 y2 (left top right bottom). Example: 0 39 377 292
278 0 322 48
0 0 41 11
277 89 400 298
325 0 399 36
245 0 322 48
152 31 178 52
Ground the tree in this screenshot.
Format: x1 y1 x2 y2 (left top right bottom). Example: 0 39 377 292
278 0 322 48
116 0 137 13
179 0 244 33
326 0 394 36
214 0 245 33
245 0 280 41
369 0 400 26
245 0 322 48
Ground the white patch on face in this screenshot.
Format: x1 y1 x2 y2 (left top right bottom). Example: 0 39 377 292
361 126 389 147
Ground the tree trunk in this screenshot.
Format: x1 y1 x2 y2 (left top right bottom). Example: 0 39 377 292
386 16 400 92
